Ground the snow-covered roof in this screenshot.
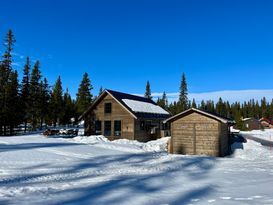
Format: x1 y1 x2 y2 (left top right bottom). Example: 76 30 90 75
164 108 235 124
80 89 170 120
242 118 252 121
122 99 169 115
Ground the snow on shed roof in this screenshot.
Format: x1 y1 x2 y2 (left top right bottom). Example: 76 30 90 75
164 108 235 124
122 99 169 115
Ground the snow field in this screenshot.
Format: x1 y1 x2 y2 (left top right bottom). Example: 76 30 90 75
0 131 273 204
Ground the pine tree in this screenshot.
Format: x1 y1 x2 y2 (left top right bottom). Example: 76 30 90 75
144 81 152 99
21 57 31 132
168 101 178 115
62 88 75 125
261 97 269 118
29 61 42 130
5 71 21 134
269 99 273 120
191 98 197 108
199 100 206 110
76 72 93 117
39 78 50 128
178 73 188 112
50 76 64 126
157 91 168 109
0 30 16 135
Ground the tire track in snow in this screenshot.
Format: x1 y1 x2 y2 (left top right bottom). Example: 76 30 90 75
36 147 93 159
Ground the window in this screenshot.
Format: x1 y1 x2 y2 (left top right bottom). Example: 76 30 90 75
104 103 112 114
114 120 121 136
104 121 111 136
95 121 102 134
140 121 145 130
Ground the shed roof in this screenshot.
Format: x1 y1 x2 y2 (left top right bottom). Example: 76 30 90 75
164 108 235 124
80 89 170 120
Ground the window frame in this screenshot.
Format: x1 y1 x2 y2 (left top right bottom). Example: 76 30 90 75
104 121 112 136
114 120 122 136
95 120 102 134
104 103 112 114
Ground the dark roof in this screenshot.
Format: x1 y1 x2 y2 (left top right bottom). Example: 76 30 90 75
107 89 157 104
260 117 273 125
80 89 170 120
164 108 235 124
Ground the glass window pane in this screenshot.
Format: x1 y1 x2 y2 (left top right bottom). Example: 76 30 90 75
104 121 111 136
114 120 121 136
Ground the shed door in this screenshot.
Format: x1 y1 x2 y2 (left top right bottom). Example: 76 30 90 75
173 122 218 155
174 123 196 155
194 123 219 156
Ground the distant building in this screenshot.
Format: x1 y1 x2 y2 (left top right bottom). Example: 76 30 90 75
260 117 273 129
242 118 262 130
164 108 235 157
80 89 170 142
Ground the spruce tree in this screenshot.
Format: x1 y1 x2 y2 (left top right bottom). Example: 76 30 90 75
191 98 197 108
270 99 273 120
62 88 75 125
199 100 206 110
178 73 188 112
157 91 168 109
76 72 93 117
144 81 152 99
21 57 31 132
29 61 42 130
50 76 64 126
5 71 21 134
39 78 50 128
0 30 16 135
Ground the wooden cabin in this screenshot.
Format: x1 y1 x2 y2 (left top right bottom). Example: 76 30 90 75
241 118 262 130
260 117 273 129
80 89 170 142
164 108 234 157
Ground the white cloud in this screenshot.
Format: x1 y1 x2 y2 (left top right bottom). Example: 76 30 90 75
151 89 273 103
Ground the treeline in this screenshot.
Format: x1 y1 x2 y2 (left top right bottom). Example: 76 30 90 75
1 29 273 135
0 30 93 135
147 74 273 127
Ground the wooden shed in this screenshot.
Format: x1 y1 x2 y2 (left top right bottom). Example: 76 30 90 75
164 108 234 157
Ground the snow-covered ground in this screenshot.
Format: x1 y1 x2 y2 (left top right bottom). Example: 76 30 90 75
241 129 273 142
1 132 273 204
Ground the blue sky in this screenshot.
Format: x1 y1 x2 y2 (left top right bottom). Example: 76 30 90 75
1 0 273 100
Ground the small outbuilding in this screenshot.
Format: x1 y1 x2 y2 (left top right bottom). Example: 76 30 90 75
241 118 262 130
260 117 273 129
164 108 235 157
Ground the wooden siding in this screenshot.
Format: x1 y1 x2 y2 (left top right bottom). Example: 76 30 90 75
134 120 161 142
88 94 135 140
84 92 169 142
171 112 229 157
219 123 229 156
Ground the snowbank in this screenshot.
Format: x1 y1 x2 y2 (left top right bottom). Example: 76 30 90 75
231 129 273 160
241 129 273 141
66 135 170 153
231 140 271 160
